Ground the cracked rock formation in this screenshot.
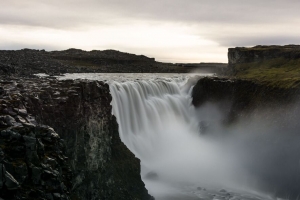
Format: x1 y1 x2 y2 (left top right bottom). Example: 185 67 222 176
0 77 152 200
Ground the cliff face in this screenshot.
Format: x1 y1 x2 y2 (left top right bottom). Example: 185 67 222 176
0 77 152 200
192 77 298 122
226 45 300 89
191 77 300 199
0 79 72 199
228 45 300 65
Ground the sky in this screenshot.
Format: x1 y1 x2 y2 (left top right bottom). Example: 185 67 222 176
1 0 300 63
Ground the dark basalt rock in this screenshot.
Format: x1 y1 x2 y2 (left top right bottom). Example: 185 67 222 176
192 77 299 123
192 76 300 199
228 45 300 65
0 77 152 200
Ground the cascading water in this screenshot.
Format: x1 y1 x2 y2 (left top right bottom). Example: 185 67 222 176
110 78 265 199
56 73 299 200
110 79 198 162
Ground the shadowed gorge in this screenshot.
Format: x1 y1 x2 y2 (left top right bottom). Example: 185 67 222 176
2 0 300 198
1 45 300 199
192 77 300 198
0 77 153 200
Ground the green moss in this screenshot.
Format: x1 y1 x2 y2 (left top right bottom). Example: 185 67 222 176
232 57 300 89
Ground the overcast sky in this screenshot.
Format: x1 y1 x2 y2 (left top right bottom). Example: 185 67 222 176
1 0 300 63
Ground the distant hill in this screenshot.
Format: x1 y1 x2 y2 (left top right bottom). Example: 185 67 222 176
0 48 191 76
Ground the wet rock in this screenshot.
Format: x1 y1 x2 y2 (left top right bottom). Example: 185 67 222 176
10 131 22 141
0 164 20 190
25 115 38 125
7 110 17 116
23 136 40 165
4 171 20 190
0 76 153 200
32 167 42 184
0 130 11 137
15 108 28 116
45 157 57 168
36 138 45 157
45 193 54 200
10 162 27 184
52 193 61 199
1 130 21 141
15 115 26 123
0 87 5 96
0 164 4 189
0 149 4 162
1 115 16 126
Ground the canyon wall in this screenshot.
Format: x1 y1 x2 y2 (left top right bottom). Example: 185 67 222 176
192 77 299 122
0 77 152 200
191 76 300 198
228 45 300 65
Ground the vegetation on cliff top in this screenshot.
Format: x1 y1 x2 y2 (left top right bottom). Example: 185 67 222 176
234 44 300 52
233 57 300 89
230 45 300 89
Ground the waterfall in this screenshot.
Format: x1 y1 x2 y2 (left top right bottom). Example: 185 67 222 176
110 79 198 164
56 73 295 199
109 78 248 199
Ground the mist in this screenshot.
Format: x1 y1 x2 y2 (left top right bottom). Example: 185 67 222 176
193 89 300 198
110 77 300 200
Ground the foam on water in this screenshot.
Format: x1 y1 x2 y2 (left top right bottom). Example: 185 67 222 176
51 73 280 200
109 77 271 199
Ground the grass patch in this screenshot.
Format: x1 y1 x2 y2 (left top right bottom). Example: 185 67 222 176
232 57 300 89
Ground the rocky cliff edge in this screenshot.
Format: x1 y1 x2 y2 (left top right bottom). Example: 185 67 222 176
0 77 152 200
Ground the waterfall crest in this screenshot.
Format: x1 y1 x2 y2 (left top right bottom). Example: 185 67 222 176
109 79 238 188
110 80 199 163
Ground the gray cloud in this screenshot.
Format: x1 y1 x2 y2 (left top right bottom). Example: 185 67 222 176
218 36 300 48
1 0 300 58
2 0 300 28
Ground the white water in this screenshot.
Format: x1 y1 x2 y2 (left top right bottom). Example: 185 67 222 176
109 77 269 199
52 73 279 199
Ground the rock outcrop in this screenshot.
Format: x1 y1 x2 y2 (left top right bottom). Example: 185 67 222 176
226 45 300 92
228 45 300 65
191 78 300 199
0 80 72 199
192 77 299 122
0 77 152 200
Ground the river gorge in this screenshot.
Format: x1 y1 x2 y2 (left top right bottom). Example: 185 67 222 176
1 46 300 200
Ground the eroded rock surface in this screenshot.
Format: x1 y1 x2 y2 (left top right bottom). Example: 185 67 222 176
192 77 299 122
0 77 152 200
0 81 71 199
228 45 300 65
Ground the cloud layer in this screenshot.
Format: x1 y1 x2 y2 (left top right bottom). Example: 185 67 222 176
1 0 300 62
